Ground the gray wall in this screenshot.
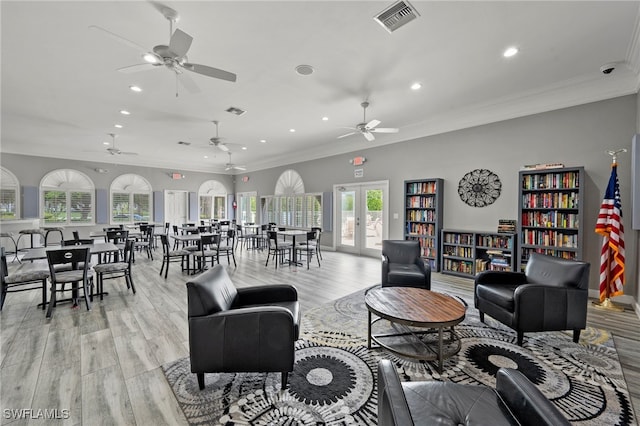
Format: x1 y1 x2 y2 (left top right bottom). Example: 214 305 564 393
2 95 638 303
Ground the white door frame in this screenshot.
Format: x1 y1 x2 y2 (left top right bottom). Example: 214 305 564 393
333 180 388 257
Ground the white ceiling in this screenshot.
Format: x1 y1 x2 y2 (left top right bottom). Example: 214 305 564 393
2 1 639 174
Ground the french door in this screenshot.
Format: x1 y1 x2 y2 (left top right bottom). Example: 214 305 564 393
164 190 188 227
334 181 388 257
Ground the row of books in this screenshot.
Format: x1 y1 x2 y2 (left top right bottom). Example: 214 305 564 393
521 211 579 228
521 192 579 209
521 247 578 262
406 181 438 195
443 259 473 274
408 236 436 249
497 219 516 233
475 258 512 272
521 172 580 190
521 230 579 248
443 245 473 258
521 163 565 170
476 234 513 249
443 233 473 245
407 222 435 236
406 209 437 222
406 195 436 208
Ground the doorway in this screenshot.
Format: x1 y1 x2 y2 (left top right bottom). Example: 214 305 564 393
334 181 388 257
164 190 189 228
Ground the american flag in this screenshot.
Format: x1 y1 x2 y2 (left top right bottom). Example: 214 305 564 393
595 163 625 301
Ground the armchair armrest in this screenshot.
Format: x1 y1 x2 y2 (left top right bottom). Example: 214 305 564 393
235 284 298 305
377 359 413 426
188 306 296 373
496 368 570 426
513 284 588 331
475 270 527 286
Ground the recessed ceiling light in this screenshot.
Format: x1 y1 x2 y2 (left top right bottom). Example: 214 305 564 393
289 128 296 133
204 155 209 159
411 82 422 90
260 139 267 143
241 146 247 150
114 124 123 128
129 85 142 92
143 53 158 64
322 116 329 121
120 110 130 115
103 142 110 145
503 47 519 58
295 64 314 76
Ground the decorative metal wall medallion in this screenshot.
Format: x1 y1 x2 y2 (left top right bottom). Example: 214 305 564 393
458 169 502 207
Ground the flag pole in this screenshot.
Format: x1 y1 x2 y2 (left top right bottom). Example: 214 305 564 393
593 148 626 312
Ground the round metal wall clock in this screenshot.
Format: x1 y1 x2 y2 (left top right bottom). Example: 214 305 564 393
457 169 502 207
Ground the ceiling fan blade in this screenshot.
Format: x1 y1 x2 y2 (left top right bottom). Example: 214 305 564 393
120 151 139 156
366 119 381 129
337 132 357 139
235 165 247 171
217 143 230 152
169 29 192 58
178 72 201 93
371 127 399 133
363 131 375 142
183 63 237 82
117 63 160 73
89 25 151 55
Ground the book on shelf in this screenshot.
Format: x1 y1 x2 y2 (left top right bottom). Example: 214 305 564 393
497 219 516 234
521 162 565 170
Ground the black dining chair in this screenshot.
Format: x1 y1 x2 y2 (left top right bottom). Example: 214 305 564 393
92 239 136 301
295 231 321 269
0 247 49 312
265 231 293 269
46 247 93 318
159 234 191 279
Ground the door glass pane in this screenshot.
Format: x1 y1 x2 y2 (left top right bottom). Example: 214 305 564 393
365 189 383 250
340 191 355 247
214 196 226 220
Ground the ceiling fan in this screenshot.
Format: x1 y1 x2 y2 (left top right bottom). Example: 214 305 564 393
337 101 399 141
88 3 236 88
106 133 137 156
209 121 245 152
224 152 246 171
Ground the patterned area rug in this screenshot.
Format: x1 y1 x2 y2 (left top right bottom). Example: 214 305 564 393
162 286 635 425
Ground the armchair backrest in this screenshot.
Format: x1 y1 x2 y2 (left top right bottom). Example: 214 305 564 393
382 240 420 264
524 253 590 290
186 265 238 317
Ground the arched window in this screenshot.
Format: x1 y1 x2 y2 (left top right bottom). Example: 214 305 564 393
40 169 95 225
1 167 19 220
198 180 227 220
110 174 152 224
262 169 321 228
275 169 305 195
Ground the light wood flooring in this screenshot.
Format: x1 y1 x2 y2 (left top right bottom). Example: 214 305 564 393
1 246 639 425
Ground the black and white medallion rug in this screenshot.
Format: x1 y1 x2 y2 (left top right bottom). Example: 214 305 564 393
162 286 635 425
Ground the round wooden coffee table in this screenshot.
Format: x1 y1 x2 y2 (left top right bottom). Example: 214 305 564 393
364 286 466 373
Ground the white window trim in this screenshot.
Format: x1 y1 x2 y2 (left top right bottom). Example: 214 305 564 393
1 167 20 220
40 169 95 226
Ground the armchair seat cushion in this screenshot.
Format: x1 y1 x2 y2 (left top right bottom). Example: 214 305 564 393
475 284 518 312
403 381 515 426
387 264 426 286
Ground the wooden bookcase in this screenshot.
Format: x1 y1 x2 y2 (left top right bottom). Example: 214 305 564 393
404 178 443 272
517 166 584 271
441 230 516 278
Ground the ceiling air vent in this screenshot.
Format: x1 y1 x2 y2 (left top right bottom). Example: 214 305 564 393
225 106 247 116
374 0 420 33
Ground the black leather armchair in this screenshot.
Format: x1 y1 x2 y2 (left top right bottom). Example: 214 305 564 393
377 359 569 426
381 240 431 289
186 265 300 390
474 252 590 346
